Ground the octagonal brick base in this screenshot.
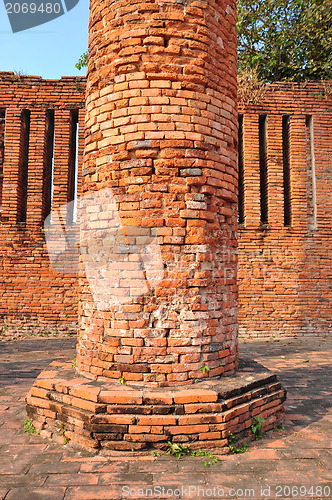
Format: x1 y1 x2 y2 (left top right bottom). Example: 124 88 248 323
26 360 286 453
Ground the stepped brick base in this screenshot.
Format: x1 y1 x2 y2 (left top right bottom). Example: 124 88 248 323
26 360 286 453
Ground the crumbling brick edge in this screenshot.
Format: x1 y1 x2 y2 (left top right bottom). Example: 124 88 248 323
26 360 286 453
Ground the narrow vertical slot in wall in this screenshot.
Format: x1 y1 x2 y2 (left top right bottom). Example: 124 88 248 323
0 109 5 215
67 109 79 223
17 109 31 224
282 115 291 227
238 114 245 224
259 114 268 224
43 109 55 220
305 115 317 230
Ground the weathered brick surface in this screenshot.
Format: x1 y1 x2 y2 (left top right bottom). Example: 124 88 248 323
76 0 239 384
238 82 332 338
0 73 84 334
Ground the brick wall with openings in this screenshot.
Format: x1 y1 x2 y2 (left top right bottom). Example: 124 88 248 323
76 0 239 385
1 73 331 340
0 73 85 335
238 81 332 337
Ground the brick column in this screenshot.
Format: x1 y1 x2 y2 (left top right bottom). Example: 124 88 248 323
289 115 308 231
26 110 47 226
1 108 22 223
266 114 284 228
0 109 5 214
242 114 261 228
76 0 239 385
52 110 73 214
76 108 85 210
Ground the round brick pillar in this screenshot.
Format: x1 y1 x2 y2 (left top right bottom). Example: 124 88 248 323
77 0 238 385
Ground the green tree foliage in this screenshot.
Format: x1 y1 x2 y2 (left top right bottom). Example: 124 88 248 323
75 51 88 71
237 0 332 81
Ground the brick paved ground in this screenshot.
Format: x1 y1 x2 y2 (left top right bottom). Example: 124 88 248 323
0 336 331 500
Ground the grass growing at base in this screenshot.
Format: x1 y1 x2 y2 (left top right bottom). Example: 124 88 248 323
23 418 38 435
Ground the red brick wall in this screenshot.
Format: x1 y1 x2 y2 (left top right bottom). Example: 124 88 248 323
1 74 331 339
0 73 85 335
238 82 332 337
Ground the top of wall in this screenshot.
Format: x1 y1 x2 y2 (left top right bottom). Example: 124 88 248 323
1 72 332 112
238 80 332 113
0 72 86 82
0 72 86 109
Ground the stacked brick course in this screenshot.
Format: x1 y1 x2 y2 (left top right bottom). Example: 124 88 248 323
26 359 286 451
0 73 85 334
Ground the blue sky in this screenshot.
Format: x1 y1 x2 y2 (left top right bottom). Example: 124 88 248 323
0 0 89 79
